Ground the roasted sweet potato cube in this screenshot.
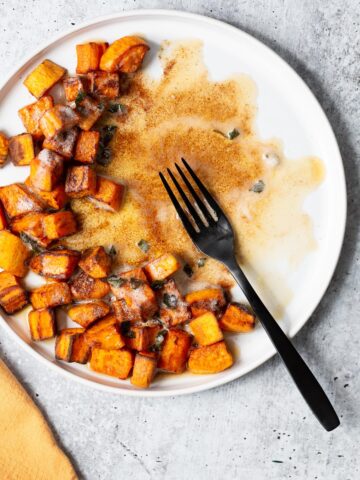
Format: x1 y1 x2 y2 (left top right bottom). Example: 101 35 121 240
55 328 88 362
0 132 9 165
188 341 233 374
29 249 80 280
43 128 78 159
158 329 192 373
74 130 100 164
23 59 66 98
63 76 87 102
28 308 56 341
25 177 68 211
87 71 119 99
65 165 97 198
0 272 28 314
70 331 91 364
131 354 157 388
0 231 30 277
123 326 157 351
189 312 223 346
90 347 134 379
158 279 190 327
219 303 256 333
30 149 64 192
18 96 54 140
11 213 52 248
185 288 226 318
43 210 77 240
68 300 110 328
40 105 80 139
0 203 7 230
30 282 71 309
144 254 180 281
9 133 35 166
76 42 108 74
76 96 105 131
90 177 124 212
0 183 44 220
78 246 111 279
70 269 110 300
100 36 149 73
85 315 124 350
112 298 139 322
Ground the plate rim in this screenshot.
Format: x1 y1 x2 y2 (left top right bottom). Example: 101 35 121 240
0 8 347 397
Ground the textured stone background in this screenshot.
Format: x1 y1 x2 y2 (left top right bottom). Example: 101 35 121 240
0 1 359 479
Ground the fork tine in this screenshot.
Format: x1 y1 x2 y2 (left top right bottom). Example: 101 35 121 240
175 163 216 225
181 158 222 217
167 168 204 229
159 172 198 238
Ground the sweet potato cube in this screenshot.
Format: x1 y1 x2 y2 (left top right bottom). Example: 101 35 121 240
158 329 192 373
0 132 9 165
158 279 190 327
55 328 88 362
43 210 77 240
70 269 110 300
11 213 52 248
25 177 68 211
189 312 223 346
76 96 104 131
87 71 119 99
76 42 108 74
18 96 54 140
23 59 66 98
0 272 28 314
65 165 97 198
74 130 100 164
0 231 30 277
30 282 71 309
219 303 256 333
131 354 157 388
63 76 87 102
29 249 80 280
9 133 35 166
90 177 124 212
0 203 7 230
85 315 124 350
90 347 134 379
43 128 78 159
0 183 44 220
100 36 149 73
188 341 233 374
124 326 156 351
28 308 56 341
30 149 64 192
144 254 180 281
185 288 226 318
70 331 91 364
68 300 110 328
40 105 80 139
78 246 111 279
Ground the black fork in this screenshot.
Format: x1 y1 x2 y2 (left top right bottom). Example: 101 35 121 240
160 158 339 432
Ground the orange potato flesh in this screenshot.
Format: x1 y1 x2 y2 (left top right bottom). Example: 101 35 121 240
30 149 64 192
131 354 157 388
28 308 56 341
76 96 105 131
78 246 112 279
29 249 80 280
70 270 110 300
0 183 45 220
90 347 134 379
9 133 35 166
10 213 52 248
18 96 54 140
100 36 149 73
23 59 66 98
0 203 7 230
86 71 119 98
25 177 68 211
90 176 124 212
158 329 192 374
40 105 80 139
43 128 78 159
189 311 223 346
43 210 77 240
185 288 226 317
158 279 190 327
76 42 108 74
68 300 110 328
124 325 160 351
0 231 30 277
70 332 91 364
30 282 72 309
188 341 234 374
219 303 256 333
0 272 28 314
65 165 97 198
74 130 100 164
0 132 9 165
63 76 87 102
144 253 180 281
55 328 85 362
85 315 124 350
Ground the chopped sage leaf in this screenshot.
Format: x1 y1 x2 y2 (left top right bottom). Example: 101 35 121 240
108 103 127 114
149 329 167 352
163 293 178 309
108 245 117 257
249 180 265 193
96 125 117 166
120 321 134 337
228 128 240 140
107 275 126 288
151 280 166 290
137 239 150 253
130 277 144 289
97 101 105 110
197 258 207 268
75 91 86 106
183 263 193 277
19 233 43 254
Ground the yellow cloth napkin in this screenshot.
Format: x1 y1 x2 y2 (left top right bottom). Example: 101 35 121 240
0 360 78 480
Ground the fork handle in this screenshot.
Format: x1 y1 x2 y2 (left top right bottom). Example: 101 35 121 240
227 258 340 431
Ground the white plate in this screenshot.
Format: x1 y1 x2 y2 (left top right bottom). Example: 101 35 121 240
0 10 346 396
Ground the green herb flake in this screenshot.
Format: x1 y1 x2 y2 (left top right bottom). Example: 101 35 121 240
197 258 207 268
163 293 178 309
108 245 117 257
183 263 193 278
75 91 86 106
130 277 144 289
107 275 126 288
108 103 127 114
228 128 240 140
151 280 166 290
249 180 265 193
120 321 136 338
19 232 43 254
97 101 105 111
137 239 150 253
149 329 167 352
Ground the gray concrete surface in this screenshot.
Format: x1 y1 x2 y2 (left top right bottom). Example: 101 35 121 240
0 1 359 479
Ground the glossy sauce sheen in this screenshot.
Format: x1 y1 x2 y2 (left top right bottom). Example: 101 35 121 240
65 41 324 312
